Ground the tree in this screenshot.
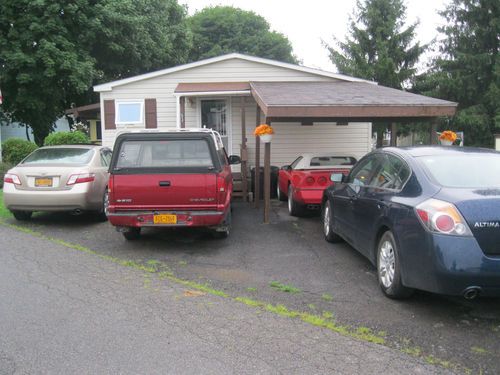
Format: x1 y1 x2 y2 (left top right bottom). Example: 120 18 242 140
188 6 297 64
325 0 425 89
0 0 191 145
324 0 427 146
418 0 500 147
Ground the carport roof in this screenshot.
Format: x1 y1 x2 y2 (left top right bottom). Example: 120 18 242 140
249 81 457 120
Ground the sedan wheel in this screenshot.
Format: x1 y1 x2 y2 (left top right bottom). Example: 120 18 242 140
322 200 342 243
12 210 32 221
96 189 109 222
377 231 413 299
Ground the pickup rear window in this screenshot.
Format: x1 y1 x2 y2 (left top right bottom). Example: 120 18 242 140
116 139 214 169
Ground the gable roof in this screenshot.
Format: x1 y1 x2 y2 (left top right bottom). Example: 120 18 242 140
93 53 374 92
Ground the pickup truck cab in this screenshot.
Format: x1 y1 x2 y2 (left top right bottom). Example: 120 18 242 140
107 129 240 240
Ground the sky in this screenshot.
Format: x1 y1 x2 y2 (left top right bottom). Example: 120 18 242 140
180 0 449 72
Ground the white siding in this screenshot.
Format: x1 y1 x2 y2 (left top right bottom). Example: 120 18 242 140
100 58 338 148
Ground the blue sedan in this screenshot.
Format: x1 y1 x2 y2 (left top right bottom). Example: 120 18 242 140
321 146 500 299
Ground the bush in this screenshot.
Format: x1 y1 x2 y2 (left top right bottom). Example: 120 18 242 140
44 131 90 146
1 138 38 165
0 161 13 189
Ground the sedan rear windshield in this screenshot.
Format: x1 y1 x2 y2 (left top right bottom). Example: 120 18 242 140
309 156 357 167
115 139 214 169
418 154 500 188
22 148 94 165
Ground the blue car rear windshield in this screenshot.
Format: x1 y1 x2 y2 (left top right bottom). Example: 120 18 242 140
418 154 500 188
22 148 94 165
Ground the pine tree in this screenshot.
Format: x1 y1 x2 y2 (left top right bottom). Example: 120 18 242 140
425 0 500 147
325 0 425 89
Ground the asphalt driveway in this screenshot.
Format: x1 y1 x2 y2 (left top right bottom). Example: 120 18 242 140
1 200 499 374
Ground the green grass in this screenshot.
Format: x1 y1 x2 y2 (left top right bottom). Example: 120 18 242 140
321 293 334 302
269 281 301 294
0 190 12 218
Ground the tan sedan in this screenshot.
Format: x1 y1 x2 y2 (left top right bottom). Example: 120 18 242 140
3 145 112 221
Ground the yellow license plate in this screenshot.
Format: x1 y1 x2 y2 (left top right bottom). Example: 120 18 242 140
35 177 53 187
153 214 177 224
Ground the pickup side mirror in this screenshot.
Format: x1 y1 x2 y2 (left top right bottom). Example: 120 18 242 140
228 155 241 165
330 173 345 183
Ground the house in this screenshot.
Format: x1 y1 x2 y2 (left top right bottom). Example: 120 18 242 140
93 52 457 169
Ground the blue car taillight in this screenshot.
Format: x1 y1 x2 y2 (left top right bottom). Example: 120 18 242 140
415 198 473 236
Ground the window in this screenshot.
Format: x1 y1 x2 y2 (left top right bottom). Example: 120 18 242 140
116 139 214 169
100 150 112 167
290 156 303 169
309 156 357 167
348 155 379 186
372 154 411 190
22 148 94 165
115 101 144 124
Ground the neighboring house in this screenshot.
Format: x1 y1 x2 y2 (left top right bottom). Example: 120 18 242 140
1 118 70 143
93 53 457 167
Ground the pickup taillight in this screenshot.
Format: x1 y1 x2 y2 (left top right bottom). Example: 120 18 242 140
216 175 228 208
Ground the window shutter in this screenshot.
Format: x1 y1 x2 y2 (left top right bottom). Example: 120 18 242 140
104 100 116 130
145 98 157 129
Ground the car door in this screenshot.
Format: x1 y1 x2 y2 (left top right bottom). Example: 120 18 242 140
333 154 380 246
352 153 411 256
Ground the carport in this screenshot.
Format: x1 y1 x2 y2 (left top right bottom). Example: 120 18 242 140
246 81 457 222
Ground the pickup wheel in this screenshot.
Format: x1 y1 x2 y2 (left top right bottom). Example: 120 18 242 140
213 210 231 239
322 200 342 243
123 227 141 241
277 183 287 201
288 185 303 217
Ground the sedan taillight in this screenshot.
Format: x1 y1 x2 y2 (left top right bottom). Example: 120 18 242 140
415 198 472 236
67 173 95 185
4 173 21 185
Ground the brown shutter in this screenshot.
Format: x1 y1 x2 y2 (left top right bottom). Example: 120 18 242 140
103 100 116 130
145 98 157 129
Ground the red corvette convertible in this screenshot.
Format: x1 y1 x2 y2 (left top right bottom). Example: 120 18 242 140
277 154 356 216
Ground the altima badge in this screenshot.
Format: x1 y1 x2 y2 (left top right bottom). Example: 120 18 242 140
474 222 500 228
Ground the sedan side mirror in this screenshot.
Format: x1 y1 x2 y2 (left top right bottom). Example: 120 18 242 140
330 173 345 183
228 155 241 165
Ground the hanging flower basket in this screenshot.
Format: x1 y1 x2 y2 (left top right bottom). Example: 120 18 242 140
439 130 457 146
254 124 274 143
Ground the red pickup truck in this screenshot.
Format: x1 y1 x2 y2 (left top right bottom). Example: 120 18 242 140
106 130 240 240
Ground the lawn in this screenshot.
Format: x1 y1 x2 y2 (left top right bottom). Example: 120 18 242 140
0 190 12 218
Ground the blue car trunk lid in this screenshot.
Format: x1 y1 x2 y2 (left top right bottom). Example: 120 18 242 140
436 188 500 256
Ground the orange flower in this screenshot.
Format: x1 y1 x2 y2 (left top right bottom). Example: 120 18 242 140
439 130 457 142
254 124 274 136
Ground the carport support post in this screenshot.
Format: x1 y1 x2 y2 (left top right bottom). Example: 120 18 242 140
390 122 397 147
264 141 271 224
254 106 261 208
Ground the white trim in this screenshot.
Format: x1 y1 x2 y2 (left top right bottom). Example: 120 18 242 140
176 95 181 129
174 90 250 97
94 53 375 92
115 100 144 125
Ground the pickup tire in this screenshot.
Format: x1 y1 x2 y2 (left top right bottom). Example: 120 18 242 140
213 210 231 239
123 227 141 241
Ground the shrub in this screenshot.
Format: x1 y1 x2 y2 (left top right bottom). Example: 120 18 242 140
0 161 13 189
44 131 90 146
1 138 38 165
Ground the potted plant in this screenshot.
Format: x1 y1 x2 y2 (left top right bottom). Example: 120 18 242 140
254 124 274 143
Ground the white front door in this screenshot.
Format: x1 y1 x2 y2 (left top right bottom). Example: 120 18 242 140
199 98 231 152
